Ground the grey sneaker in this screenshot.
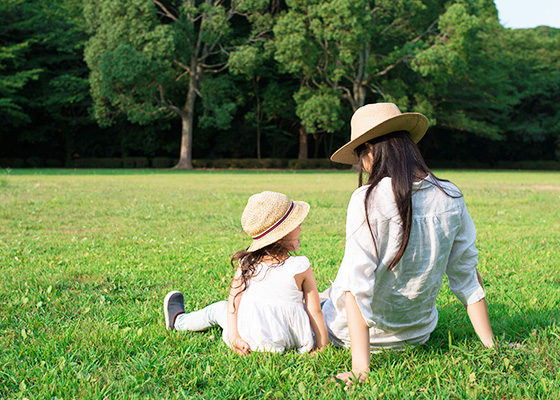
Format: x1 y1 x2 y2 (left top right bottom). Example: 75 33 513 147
164 291 185 330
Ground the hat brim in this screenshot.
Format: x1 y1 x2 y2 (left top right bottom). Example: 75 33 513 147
247 200 310 252
330 113 428 165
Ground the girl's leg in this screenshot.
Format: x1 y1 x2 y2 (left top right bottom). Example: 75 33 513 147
175 300 227 331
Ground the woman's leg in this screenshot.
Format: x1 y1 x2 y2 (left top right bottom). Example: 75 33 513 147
175 300 227 331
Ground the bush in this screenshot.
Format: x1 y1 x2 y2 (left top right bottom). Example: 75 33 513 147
495 160 560 170
26 157 44 168
193 158 291 169
5 157 558 171
0 158 25 168
123 157 150 168
201 159 247 168
426 159 491 169
426 159 560 171
72 158 122 168
212 159 236 168
71 158 93 168
136 157 150 168
190 158 348 169
151 157 173 168
45 159 63 168
192 159 210 168
192 159 206 168
122 158 135 168
260 158 289 168
288 159 350 170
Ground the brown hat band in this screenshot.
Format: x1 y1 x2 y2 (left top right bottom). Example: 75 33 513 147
251 201 294 240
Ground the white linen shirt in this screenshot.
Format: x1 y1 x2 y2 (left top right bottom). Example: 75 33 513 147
322 176 485 349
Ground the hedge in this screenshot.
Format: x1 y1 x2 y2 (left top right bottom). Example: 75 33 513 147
0 157 559 170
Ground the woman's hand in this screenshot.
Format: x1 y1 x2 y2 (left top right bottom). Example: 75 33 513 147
335 369 368 386
230 336 250 355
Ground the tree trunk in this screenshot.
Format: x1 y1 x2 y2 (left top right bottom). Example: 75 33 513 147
313 133 321 158
173 55 200 170
298 125 308 160
120 125 128 161
324 132 335 159
256 116 262 159
174 112 194 169
64 129 74 168
353 44 370 110
255 78 262 159
253 76 262 160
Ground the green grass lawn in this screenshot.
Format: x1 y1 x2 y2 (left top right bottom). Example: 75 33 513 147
1 169 559 399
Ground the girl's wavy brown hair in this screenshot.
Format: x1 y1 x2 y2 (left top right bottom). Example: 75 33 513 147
229 239 294 306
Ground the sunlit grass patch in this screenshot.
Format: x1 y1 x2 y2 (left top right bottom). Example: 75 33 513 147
1 169 559 398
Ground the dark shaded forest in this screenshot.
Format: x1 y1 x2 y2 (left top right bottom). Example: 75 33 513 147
1 0 559 169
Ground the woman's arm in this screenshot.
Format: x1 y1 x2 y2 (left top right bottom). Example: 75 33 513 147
466 269 494 347
466 298 494 347
447 202 494 348
336 292 370 385
297 267 329 351
227 267 250 355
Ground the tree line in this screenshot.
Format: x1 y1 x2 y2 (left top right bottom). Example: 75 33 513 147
1 0 559 169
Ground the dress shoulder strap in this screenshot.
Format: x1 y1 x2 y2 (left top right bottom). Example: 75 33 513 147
285 256 311 276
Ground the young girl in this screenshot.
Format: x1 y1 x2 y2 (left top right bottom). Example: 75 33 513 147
164 191 329 354
322 103 494 384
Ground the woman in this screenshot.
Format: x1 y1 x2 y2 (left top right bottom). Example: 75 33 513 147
322 103 494 384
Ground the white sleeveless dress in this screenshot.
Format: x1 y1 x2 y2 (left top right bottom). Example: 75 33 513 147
223 256 315 353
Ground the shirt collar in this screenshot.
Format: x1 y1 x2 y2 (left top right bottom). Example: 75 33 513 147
412 175 433 190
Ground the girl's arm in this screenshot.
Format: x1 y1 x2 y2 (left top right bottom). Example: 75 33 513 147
296 267 329 351
227 267 250 355
336 292 370 385
465 269 494 347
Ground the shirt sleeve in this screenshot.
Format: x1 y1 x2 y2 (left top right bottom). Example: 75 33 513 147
332 189 379 327
290 256 311 275
446 200 485 305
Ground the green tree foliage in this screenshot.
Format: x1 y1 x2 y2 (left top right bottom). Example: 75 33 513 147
273 0 450 157
0 0 42 126
31 0 91 164
227 3 300 159
413 0 518 139
505 27 560 151
1 0 559 166
83 1 174 133
84 0 272 169
1 0 92 164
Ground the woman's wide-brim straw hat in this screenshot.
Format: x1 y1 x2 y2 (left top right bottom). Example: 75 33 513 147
242 191 310 252
330 103 429 165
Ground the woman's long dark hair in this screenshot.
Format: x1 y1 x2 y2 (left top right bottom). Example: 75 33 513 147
229 240 293 305
355 131 460 270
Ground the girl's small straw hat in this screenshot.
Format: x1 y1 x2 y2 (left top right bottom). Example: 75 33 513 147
242 191 310 252
331 103 429 165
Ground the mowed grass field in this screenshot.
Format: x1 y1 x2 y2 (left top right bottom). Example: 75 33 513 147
1 169 559 399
